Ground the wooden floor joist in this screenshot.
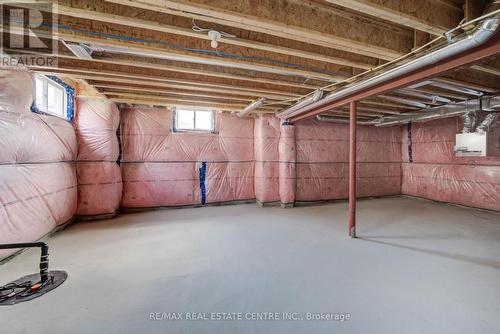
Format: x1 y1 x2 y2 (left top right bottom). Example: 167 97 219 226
85 56 325 89
471 65 500 77
54 5 375 70
321 111 374 120
31 68 301 100
360 100 418 110
329 109 384 118
14 51 323 90
101 91 291 107
11 48 315 96
105 0 408 60
354 106 402 115
88 83 293 101
290 35 500 121
45 31 345 82
96 85 290 104
5 0 495 118
325 0 462 36
109 97 277 112
411 87 471 100
104 92 277 107
433 77 499 93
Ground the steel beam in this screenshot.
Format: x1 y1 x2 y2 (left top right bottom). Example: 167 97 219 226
349 101 357 238
290 35 500 122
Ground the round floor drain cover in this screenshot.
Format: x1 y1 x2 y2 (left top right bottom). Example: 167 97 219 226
0 270 67 305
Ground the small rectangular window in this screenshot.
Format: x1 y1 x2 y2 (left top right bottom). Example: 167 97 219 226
174 108 215 132
34 74 67 119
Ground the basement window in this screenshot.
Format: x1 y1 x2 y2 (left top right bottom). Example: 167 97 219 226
34 75 68 119
174 108 215 132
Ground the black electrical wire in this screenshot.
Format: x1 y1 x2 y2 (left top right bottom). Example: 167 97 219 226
0 275 54 303
0 242 51 303
1 243 67 305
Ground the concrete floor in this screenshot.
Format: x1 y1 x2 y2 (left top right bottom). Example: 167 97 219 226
1 196 500 334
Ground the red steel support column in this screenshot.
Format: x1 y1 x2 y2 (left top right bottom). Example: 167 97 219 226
349 101 357 238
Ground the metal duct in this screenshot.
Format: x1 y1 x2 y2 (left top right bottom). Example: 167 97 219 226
396 89 452 103
476 113 499 133
62 41 93 59
315 115 373 125
379 95 428 108
374 95 500 126
427 81 483 96
238 97 265 117
462 110 477 133
284 4 500 120
277 90 323 119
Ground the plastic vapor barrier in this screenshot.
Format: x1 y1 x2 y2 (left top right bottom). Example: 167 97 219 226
4 66 498 261
120 108 254 208
294 119 402 201
0 69 77 258
279 123 297 205
0 69 35 114
74 97 122 216
401 117 500 211
254 115 280 203
76 161 122 216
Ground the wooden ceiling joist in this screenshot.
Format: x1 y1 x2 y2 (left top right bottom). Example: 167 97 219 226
108 97 276 112
322 112 374 120
55 5 375 70
95 85 282 103
88 81 294 101
16 51 322 90
31 68 300 100
103 91 286 109
433 77 499 93
354 106 402 115
359 100 418 110
290 36 500 122
411 87 470 100
105 0 411 60
470 64 500 77
84 56 324 89
334 108 388 117
325 0 463 35
48 31 344 82
8 0 492 120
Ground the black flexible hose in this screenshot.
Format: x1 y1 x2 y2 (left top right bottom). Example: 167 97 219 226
0 242 51 302
0 242 49 283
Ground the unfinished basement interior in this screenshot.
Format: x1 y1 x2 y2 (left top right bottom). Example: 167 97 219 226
1 0 499 333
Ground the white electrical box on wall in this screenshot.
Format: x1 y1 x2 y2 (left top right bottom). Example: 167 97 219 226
455 130 500 157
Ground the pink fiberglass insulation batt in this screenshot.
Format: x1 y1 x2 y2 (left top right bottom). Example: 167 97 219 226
279 123 297 205
74 97 122 216
254 115 280 203
0 69 35 114
401 117 500 211
120 108 254 207
0 69 77 257
294 119 402 201
76 161 122 216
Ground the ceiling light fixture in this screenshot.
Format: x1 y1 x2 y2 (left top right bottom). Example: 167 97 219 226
208 30 222 49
